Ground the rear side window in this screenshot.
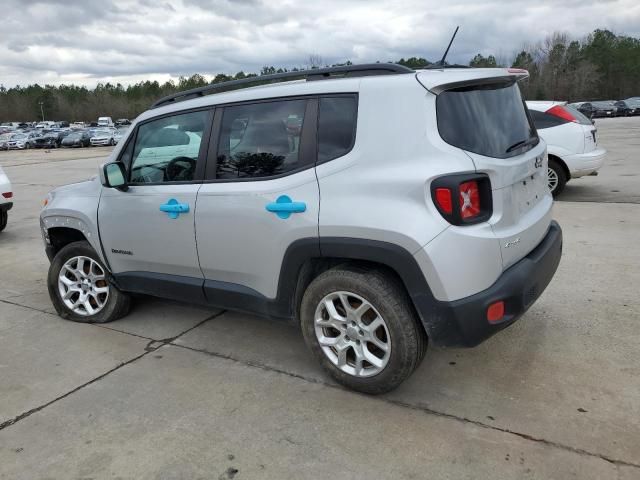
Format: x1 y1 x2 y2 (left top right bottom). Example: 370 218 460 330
529 110 567 130
318 96 357 162
437 82 537 159
216 99 307 179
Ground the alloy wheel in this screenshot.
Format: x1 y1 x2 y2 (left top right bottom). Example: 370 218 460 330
547 167 558 192
58 256 110 316
314 291 391 378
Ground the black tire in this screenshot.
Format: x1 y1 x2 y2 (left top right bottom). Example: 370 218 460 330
300 266 427 394
47 241 131 323
548 158 567 198
25 143 31 149
0 210 7 232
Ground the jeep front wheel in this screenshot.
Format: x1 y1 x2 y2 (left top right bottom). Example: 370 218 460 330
47 241 131 323
300 267 427 394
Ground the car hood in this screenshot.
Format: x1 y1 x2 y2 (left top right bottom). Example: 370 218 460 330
49 176 101 198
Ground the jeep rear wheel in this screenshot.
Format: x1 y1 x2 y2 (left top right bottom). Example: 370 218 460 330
300 267 427 394
0 210 7 232
47 241 131 323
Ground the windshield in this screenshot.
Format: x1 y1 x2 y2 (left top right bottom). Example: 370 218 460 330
12 134 27 140
94 130 111 136
437 82 538 159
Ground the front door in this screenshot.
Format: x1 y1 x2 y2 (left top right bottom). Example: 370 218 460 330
98 109 212 297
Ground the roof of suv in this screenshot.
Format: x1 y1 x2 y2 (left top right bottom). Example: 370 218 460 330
140 65 529 124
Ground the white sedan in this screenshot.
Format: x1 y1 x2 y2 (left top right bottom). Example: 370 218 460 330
0 165 13 232
90 128 118 147
527 101 606 196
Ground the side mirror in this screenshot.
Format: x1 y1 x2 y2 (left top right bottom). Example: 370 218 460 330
101 162 128 190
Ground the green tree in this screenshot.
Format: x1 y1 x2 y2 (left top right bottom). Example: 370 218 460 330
469 53 498 67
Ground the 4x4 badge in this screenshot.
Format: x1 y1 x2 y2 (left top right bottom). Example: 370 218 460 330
504 238 521 248
534 157 543 168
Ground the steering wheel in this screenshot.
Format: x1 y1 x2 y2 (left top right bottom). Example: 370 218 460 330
165 156 196 181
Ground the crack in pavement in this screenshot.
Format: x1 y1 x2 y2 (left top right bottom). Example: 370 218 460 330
2 155 110 169
170 342 640 471
0 302 223 432
0 298 53 315
2 297 639 470
0 350 150 432
93 309 225 346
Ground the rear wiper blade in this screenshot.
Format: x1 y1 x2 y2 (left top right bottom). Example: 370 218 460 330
505 137 537 153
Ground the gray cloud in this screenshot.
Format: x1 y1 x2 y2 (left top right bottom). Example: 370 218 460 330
0 0 638 87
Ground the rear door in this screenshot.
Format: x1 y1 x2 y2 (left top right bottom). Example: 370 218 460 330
195 97 319 304
435 80 551 269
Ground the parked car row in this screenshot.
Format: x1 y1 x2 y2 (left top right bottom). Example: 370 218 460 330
527 101 606 196
570 98 640 118
0 126 129 150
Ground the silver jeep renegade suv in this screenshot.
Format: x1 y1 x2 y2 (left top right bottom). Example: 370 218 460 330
40 64 562 394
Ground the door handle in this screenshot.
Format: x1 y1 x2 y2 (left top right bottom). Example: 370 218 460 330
265 195 306 219
160 198 189 219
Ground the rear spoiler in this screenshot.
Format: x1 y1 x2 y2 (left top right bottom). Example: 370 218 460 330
416 68 529 95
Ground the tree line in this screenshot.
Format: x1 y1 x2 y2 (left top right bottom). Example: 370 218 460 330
0 29 638 123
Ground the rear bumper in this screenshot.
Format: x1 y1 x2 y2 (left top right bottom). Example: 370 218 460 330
416 221 562 347
565 148 606 178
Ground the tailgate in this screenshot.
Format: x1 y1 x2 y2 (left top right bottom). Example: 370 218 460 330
431 74 553 270
466 145 552 269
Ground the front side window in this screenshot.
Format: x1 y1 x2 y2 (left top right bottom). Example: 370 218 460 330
129 110 208 184
216 99 307 179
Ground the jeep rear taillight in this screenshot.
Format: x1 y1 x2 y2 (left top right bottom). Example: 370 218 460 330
431 174 492 225
2 192 12 199
459 180 481 219
434 188 453 214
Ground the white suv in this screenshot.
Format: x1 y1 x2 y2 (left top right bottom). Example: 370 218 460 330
0 165 13 231
40 65 562 393
527 101 606 196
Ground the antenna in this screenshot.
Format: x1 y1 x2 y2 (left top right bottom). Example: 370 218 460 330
437 26 459 67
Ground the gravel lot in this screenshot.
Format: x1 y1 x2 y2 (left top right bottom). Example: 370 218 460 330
0 117 639 479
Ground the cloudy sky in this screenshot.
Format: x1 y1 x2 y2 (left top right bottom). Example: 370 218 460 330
2 0 639 88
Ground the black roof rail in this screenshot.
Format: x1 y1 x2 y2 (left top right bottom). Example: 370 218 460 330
150 63 414 109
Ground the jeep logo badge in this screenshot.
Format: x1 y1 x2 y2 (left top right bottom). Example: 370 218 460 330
534 156 543 168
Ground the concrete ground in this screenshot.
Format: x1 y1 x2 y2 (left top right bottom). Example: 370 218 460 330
0 118 639 479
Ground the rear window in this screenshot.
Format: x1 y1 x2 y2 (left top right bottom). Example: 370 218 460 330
563 105 592 125
529 110 566 130
437 82 538 159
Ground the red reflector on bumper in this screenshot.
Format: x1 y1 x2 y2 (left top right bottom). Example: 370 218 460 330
487 301 505 323
2 192 12 199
